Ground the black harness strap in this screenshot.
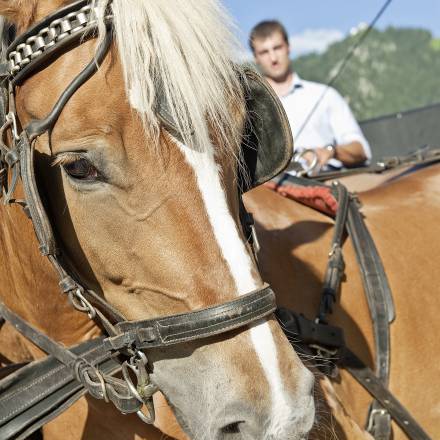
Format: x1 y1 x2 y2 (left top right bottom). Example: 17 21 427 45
317 181 349 323
106 286 276 351
0 338 118 440
304 146 440 182
276 308 432 440
344 349 431 440
0 284 276 437
0 303 77 366
347 196 395 438
0 302 143 416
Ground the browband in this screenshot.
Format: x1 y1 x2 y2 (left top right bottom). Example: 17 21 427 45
6 0 101 85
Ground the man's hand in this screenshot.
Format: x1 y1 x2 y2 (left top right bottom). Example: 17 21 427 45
314 147 335 166
303 141 368 168
303 147 334 167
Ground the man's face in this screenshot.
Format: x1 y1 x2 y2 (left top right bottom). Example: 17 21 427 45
253 31 291 81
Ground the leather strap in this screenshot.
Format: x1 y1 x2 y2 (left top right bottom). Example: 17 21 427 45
347 196 395 437
0 338 118 440
0 302 143 415
269 176 430 439
0 283 276 431
105 285 276 350
316 181 349 322
302 146 440 182
25 29 113 139
344 349 432 440
275 308 432 440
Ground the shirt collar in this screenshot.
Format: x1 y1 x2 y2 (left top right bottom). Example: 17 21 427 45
284 73 304 97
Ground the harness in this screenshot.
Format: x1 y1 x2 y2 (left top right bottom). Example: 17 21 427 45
0 2 435 439
271 172 434 440
0 1 295 437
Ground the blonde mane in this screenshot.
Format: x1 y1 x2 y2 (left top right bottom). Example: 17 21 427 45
96 0 246 155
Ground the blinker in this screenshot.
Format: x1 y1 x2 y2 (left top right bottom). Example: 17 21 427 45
0 0 283 428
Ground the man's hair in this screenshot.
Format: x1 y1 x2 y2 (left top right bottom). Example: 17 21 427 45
249 20 289 53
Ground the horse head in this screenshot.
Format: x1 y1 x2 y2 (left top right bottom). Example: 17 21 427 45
0 1 315 438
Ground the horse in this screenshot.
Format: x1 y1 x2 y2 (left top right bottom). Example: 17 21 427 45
244 162 440 439
0 1 316 439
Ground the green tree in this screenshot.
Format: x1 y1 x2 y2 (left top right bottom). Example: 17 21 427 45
293 27 440 120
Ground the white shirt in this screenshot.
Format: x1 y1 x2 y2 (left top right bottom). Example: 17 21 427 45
280 74 372 167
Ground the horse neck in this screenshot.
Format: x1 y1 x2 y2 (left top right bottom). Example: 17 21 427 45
0 188 99 351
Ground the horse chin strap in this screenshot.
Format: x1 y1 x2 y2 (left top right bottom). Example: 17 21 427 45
0 1 277 426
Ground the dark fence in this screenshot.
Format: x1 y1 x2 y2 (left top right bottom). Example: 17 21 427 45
360 102 440 161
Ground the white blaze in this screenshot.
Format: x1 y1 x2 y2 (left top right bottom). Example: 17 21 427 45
177 142 291 428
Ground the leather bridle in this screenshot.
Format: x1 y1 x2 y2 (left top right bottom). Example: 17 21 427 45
0 0 277 423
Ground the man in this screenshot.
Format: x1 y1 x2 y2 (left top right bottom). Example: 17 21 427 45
250 20 371 170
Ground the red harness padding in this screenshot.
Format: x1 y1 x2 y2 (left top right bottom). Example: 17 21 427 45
264 181 338 217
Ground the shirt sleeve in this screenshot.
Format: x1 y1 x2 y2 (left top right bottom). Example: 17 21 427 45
326 87 372 160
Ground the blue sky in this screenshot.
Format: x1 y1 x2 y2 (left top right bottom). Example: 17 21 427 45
222 0 440 57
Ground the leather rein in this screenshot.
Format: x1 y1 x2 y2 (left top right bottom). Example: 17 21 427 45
0 0 277 427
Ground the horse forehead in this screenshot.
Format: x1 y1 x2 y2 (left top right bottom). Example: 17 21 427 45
18 42 127 128
32 0 76 23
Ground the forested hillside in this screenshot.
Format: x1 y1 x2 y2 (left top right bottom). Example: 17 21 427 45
293 27 440 120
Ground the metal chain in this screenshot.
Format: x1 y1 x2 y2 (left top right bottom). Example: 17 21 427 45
8 4 97 76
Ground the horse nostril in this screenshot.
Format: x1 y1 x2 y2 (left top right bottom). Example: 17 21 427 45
220 421 244 435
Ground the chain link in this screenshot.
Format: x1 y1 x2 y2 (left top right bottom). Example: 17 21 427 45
8 5 97 76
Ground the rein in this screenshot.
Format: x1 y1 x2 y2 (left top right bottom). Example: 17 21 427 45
305 146 440 182
0 0 278 433
271 174 432 440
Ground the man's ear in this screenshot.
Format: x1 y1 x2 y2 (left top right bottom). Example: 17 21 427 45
0 0 37 28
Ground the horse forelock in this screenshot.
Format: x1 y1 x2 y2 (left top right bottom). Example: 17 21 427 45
94 0 246 158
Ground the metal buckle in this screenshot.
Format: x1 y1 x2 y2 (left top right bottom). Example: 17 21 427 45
309 343 340 378
309 343 339 359
121 351 158 424
5 113 20 142
250 224 261 254
292 148 321 177
0 112 19 157
366 405 391 434
68 288 96 319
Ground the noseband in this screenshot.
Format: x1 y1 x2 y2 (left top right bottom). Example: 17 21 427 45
0 1 279 423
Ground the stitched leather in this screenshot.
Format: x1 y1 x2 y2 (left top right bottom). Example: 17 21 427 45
107 286 276 350
0 1 285 433
0 338 118 440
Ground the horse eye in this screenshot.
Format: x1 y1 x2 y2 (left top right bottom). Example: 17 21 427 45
62 158 99 181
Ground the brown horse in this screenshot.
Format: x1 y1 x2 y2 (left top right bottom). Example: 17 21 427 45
0 1 315 439
244 162 440 439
